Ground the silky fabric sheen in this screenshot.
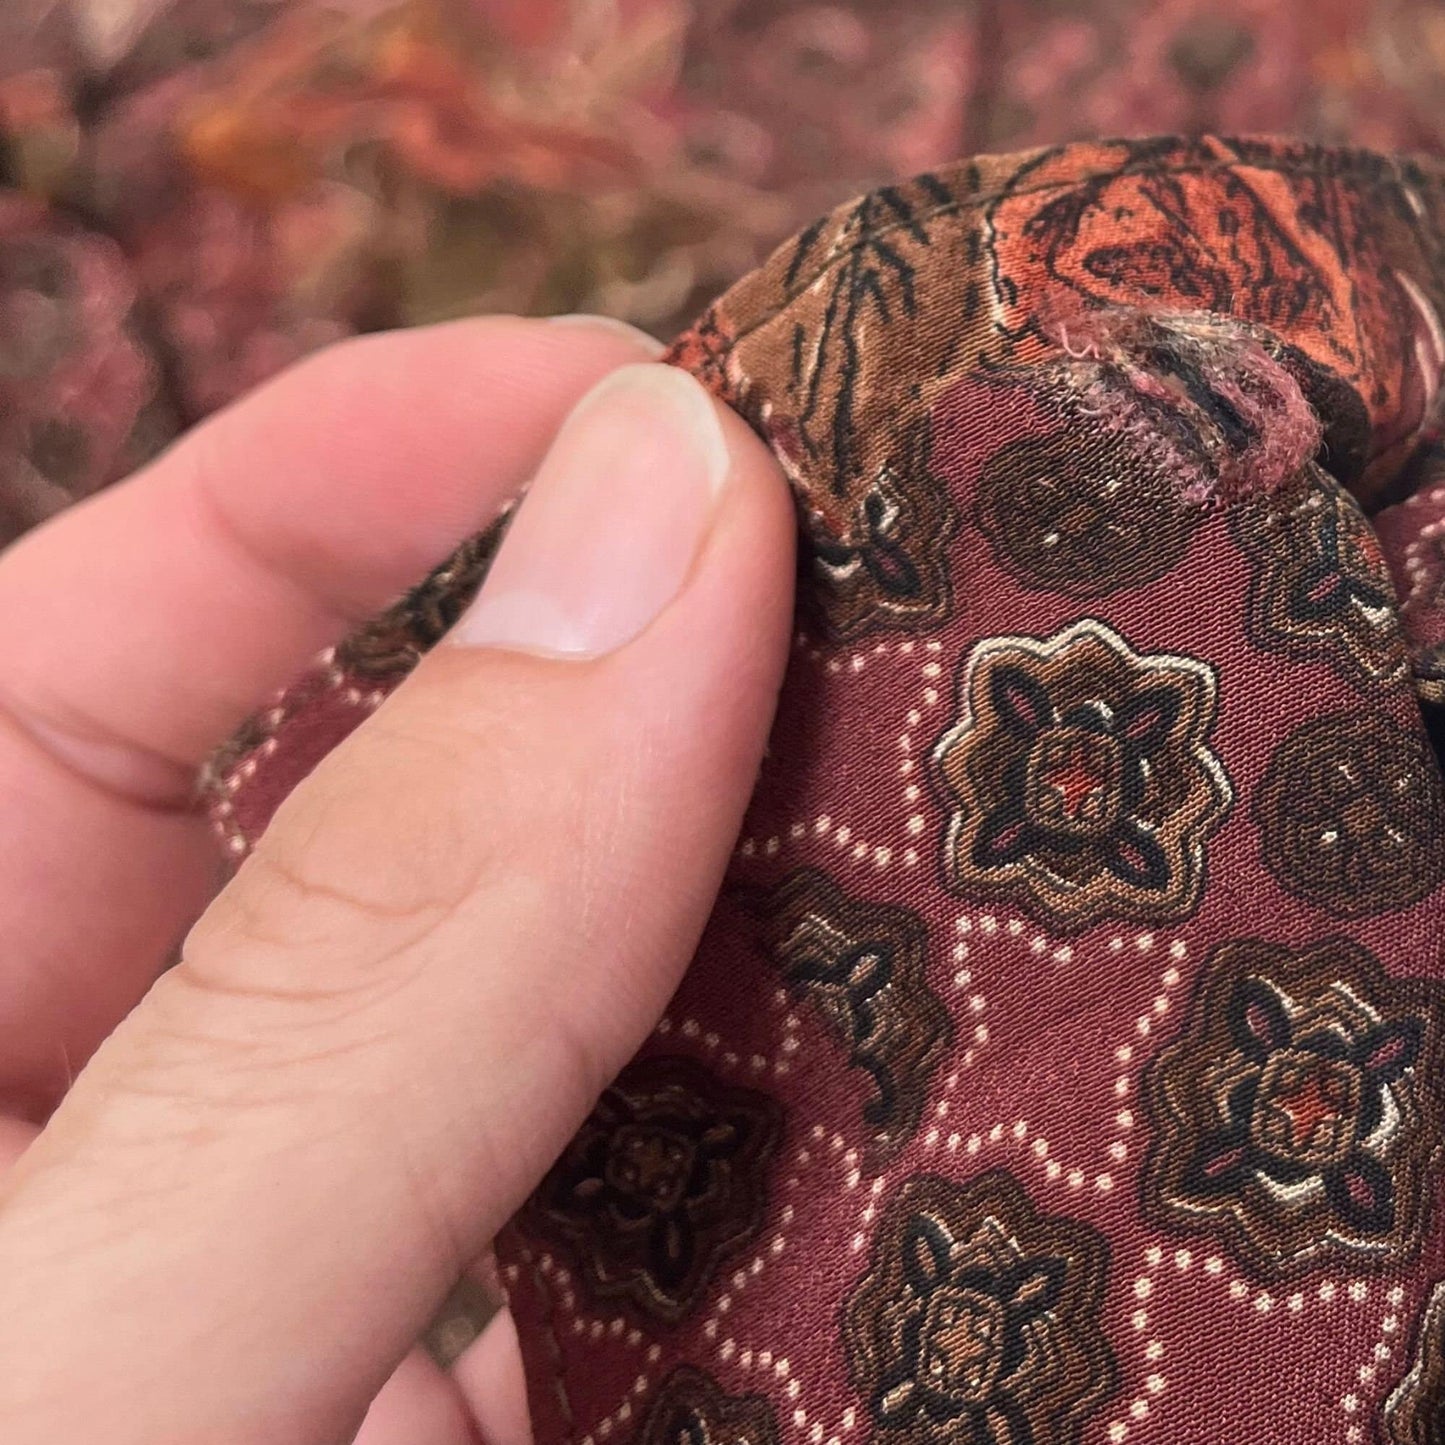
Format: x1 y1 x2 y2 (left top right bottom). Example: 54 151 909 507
207 136 1445 1445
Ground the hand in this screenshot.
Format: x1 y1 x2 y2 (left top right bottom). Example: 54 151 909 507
0 316 795 1444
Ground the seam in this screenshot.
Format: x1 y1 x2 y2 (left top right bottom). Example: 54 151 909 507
717 150 1445 353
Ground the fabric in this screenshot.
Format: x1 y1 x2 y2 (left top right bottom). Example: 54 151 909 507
10 0 1445 546
205 135 1445 1444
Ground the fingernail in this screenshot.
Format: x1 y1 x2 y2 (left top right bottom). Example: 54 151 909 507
451 364 729 657
544 313 665 357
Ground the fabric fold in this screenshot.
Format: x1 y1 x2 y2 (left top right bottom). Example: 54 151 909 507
206 135 1445 1445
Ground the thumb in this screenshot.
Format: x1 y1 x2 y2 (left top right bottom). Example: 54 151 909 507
0 364 795 1445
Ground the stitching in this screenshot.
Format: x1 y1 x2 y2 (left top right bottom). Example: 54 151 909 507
717 148 1445 353
215 148 1445 843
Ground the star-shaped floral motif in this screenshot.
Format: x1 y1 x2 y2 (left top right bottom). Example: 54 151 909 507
932 618 1231 929
525 1057 781 1323
843 1171 1116 1445
1144 937 1445 1276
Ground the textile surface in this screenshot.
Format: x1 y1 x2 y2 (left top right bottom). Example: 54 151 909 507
9 0 1445 545
206 135 1445 1444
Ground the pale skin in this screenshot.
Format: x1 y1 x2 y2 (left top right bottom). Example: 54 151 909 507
0 316 796 1443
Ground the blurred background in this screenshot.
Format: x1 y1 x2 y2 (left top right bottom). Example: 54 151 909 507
3 0 1445 543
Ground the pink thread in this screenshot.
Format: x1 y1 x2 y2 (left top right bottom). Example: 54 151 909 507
1043 307 1323 506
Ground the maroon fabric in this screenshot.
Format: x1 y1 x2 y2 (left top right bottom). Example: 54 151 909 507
8 0 1445 546
208 136 1445 1443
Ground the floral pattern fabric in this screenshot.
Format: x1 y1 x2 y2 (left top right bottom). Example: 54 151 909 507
842 1172 1116 1445
1143 937 1445 1275
209 136 1445 1445
932 619 1231 930
525 1058 781 1325
755 870 949 1165
1234 466 1409 688
1254 712 1445 918
1387 1280 1445 1445
974 425 1197 597
636 1368 781 1445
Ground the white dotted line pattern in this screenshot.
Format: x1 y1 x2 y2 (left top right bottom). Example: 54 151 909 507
714 1340 858 1443
1397 508 1445 646
1342 1286 1407 1442
894 638 947 833
1098 943 1189 1445
579 1364 662 1443
501 1250 667 1445
703 1127 869 1443
497 1244 577 1435
510 915 1196 1444
934 913 996 1061
502 902 1429 1444
507 1240 1415 1445
706 1126 860 1329
737 635 948 871
1107 937 1186 1173
1110 1249 1168 1441
655 989 800 1081
907 1115 1124 1200
957 909 1077 965
1124 1249 1402 1442
738 815 909 872
208 648 386 858
792 633 943 673
1162 1246 1391 1317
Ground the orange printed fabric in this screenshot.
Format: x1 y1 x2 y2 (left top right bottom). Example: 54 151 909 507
207 137 1445 1444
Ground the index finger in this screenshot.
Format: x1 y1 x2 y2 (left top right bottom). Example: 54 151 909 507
0 315 662 804
0 315 661 1108
0 366 796 1444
